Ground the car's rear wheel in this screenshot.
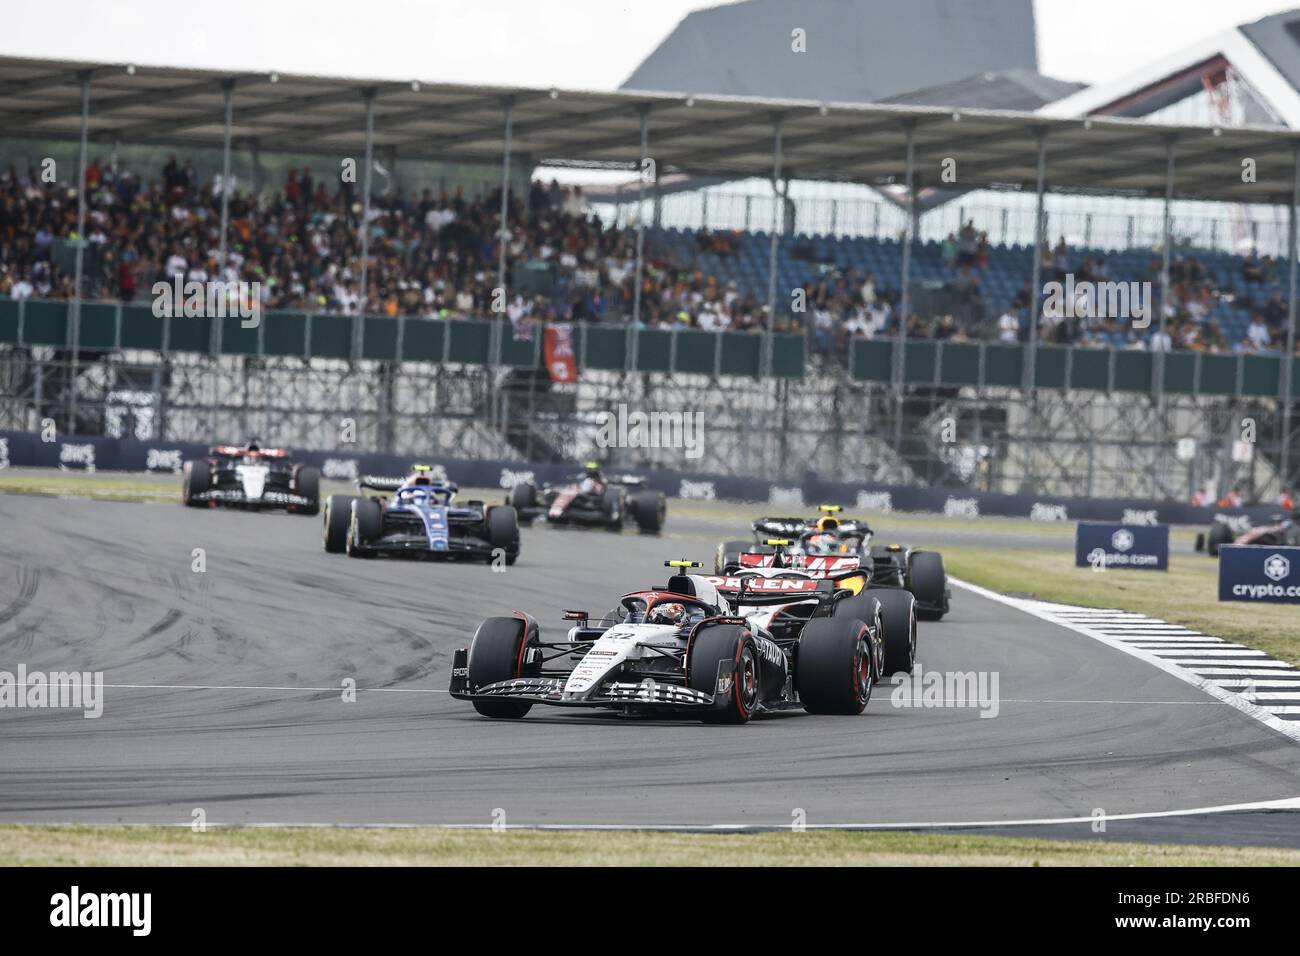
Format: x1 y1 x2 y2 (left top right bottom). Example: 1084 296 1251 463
715 539 750 573
486 506 520 565
602 487 624 531
872 589 917 676
630 490 666 534
181 460 211 507
322 494 355 553
467 616 537 718
294 465 321 516
510 483 536 524
1206 522 1233 557
908 551 948 621
687 624 758 724
797 616 873 715
346 498 383 558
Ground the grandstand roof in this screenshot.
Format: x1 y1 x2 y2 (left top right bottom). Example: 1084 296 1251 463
4 55 1300 204
619 0 1038 106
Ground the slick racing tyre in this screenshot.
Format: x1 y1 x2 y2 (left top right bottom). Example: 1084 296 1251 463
510 483 536 524
907 551 948 621
630 490 666 535
486 506 520 565
293 465 321 516
716 539 751 573
687 624 758 724
797 616 873 715
602 486 625 531
467 616 538 718
181 460 211 507
832 594 884 680
871 589 917 676
346 498 383 558
1206 522 1233 557
322 494 356 553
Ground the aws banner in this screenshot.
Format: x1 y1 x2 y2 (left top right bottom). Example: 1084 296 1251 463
1074 522 1169 570
1218 545 1300 603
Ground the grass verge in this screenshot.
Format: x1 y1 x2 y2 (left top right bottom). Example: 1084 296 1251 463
2 824 1298 866
944 545 1300 667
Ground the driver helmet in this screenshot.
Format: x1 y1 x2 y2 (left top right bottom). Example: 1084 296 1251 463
805 533 840 555
245 437 262 453
815 515 840 533
649 602 686 626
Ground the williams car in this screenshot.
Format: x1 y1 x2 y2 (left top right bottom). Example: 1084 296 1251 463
323 465 520 564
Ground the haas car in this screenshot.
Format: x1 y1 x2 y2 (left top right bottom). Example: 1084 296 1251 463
182 440 319 514
1199 509 1300 556
716 505 950 620
449 558 916 724
508 463 666 534
323 465 520 564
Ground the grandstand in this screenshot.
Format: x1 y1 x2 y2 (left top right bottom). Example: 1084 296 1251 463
0 38 1298 503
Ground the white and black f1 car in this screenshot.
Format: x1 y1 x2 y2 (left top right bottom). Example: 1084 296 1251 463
1197 510 1300 556
716 505 950 620
508 462 666 534
323 465 521 564
449 558 911 723
181 441 320 514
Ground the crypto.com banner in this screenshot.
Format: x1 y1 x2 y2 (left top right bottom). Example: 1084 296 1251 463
1218 544 1300 603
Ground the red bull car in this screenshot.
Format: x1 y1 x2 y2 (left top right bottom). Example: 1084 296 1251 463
508 463 665 534
181 440 319 514
716 506 950 620
449 559 896 723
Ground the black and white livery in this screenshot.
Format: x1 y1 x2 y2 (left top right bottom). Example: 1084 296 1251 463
508 462 666 534
181 441 319 515
449 559 906 723
716 505 950 620
323 465 521 564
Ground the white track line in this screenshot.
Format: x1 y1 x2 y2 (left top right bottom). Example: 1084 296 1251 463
951 577 1300 743
36 794 1300 831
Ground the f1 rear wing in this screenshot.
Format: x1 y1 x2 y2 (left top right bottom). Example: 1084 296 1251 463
359 475 461 493
737 553 863 575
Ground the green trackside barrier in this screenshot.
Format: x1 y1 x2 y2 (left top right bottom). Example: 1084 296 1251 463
1161 351 1196 395
769 333 805 378
168 313 212 352
496 322 540 368
400 316 444 362
446 319 490 364
903 340 937 384
1198 352 1238 396
720 332 761 376
221 315 260 356
670 329 716 375
1034 345 1068 390
263 312 307 357
1069 346 1110 391
635 328 672 371
580 324 627 371
983 343 1024 387
1242 354 1281 398
938 341 981 385
120 306 164 350
851 339 894 382
362 316 399 362
76 303 119 349
20 300 68 346
0 299 18 343
1111 349 1152 392
309 313 352 359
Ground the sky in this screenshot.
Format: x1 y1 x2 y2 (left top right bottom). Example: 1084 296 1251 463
4 0 1300 91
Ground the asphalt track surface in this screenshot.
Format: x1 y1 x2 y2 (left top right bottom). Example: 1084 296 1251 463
2 491 1299 846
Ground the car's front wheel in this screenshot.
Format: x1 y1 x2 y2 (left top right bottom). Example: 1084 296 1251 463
467 616 537 718
322 494 355 553
687 624 758 724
